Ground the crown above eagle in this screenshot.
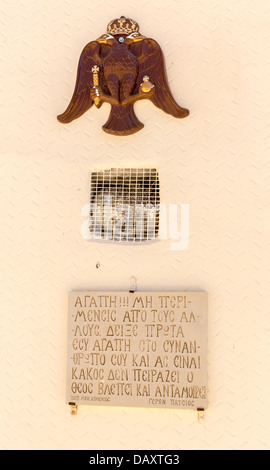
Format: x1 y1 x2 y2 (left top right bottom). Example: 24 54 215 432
107 16 140 36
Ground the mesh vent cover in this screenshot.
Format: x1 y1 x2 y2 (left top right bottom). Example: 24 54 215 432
89 168 160 242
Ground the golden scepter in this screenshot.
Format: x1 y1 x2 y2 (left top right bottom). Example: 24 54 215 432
91 65 100 106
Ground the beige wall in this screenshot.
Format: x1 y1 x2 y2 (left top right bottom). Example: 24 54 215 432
1 0 270 450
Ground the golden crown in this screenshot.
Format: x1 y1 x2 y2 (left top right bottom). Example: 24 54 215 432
107 16 139 36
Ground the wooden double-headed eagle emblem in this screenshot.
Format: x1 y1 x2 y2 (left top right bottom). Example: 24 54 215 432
57 16 189 136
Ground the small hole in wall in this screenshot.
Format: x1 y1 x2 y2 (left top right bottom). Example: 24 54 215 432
96 262 101 269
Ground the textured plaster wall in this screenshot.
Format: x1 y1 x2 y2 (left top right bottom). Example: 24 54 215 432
1 0 270 450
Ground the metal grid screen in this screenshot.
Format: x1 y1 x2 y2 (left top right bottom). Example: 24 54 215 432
89 168 160 242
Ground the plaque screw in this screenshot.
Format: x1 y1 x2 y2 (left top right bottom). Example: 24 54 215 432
197 408 204 423
69 403 78 415
129 276 137 293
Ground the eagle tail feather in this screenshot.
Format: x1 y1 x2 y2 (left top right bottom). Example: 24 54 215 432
102 104 144 136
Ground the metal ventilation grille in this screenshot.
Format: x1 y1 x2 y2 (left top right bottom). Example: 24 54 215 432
89 168 160 242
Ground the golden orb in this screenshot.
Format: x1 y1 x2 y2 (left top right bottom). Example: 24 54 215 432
140 76 154 93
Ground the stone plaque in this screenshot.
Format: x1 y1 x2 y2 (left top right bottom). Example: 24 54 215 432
66 291 207 410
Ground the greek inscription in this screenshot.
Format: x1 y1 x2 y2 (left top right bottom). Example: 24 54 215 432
67 292 207 410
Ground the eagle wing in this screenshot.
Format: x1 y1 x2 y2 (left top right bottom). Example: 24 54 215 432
131 38 189 118
57 41 106 124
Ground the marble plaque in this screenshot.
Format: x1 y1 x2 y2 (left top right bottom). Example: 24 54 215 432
66 291 207 410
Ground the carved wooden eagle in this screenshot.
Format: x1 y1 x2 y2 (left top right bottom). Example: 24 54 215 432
57 16 189 136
